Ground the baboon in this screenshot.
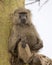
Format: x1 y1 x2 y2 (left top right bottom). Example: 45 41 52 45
8 8 43 65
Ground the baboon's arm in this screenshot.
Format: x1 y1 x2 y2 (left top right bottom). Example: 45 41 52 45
32 25 43 44
8 26 20 55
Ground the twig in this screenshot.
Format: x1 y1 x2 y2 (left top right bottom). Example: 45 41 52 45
25 0 40 5
39 0 49 10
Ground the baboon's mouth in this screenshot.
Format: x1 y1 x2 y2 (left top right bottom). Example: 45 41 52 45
21 19 26 24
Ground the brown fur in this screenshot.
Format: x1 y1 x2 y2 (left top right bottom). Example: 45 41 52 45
8 8 43 65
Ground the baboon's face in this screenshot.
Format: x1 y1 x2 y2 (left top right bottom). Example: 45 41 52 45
19 12 27 24
13 10 31 25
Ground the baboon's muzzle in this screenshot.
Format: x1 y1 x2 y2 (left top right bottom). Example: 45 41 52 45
21 17 26 24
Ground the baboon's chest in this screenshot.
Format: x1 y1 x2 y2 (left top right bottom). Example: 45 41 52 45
16 26 32 34
15 26 37 48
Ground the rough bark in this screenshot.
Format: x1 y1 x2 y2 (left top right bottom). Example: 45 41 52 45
0 0 24 65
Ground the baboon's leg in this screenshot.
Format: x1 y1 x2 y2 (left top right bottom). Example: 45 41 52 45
29 55 42 65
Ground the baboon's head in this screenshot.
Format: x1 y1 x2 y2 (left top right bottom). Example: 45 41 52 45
11 8 32 26
18 12 27 25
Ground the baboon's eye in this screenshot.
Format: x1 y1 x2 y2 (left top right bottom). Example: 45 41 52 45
19 15 21 18
19 12 27 18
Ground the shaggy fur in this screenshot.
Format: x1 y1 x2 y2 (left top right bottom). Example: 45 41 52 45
8 8 43 65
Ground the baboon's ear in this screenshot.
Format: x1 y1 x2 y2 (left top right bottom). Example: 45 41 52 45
9 13 14 22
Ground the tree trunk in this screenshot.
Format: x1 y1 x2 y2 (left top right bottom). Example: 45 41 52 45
0 0 24 65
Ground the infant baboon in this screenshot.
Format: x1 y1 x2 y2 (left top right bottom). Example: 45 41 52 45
8 8 43 65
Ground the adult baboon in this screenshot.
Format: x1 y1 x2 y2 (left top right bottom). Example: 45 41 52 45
8 8 43 65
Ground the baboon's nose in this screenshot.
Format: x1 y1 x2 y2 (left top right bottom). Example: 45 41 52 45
21 18 26 24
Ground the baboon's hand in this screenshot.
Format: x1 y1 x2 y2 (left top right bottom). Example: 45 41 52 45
21 40 26 48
